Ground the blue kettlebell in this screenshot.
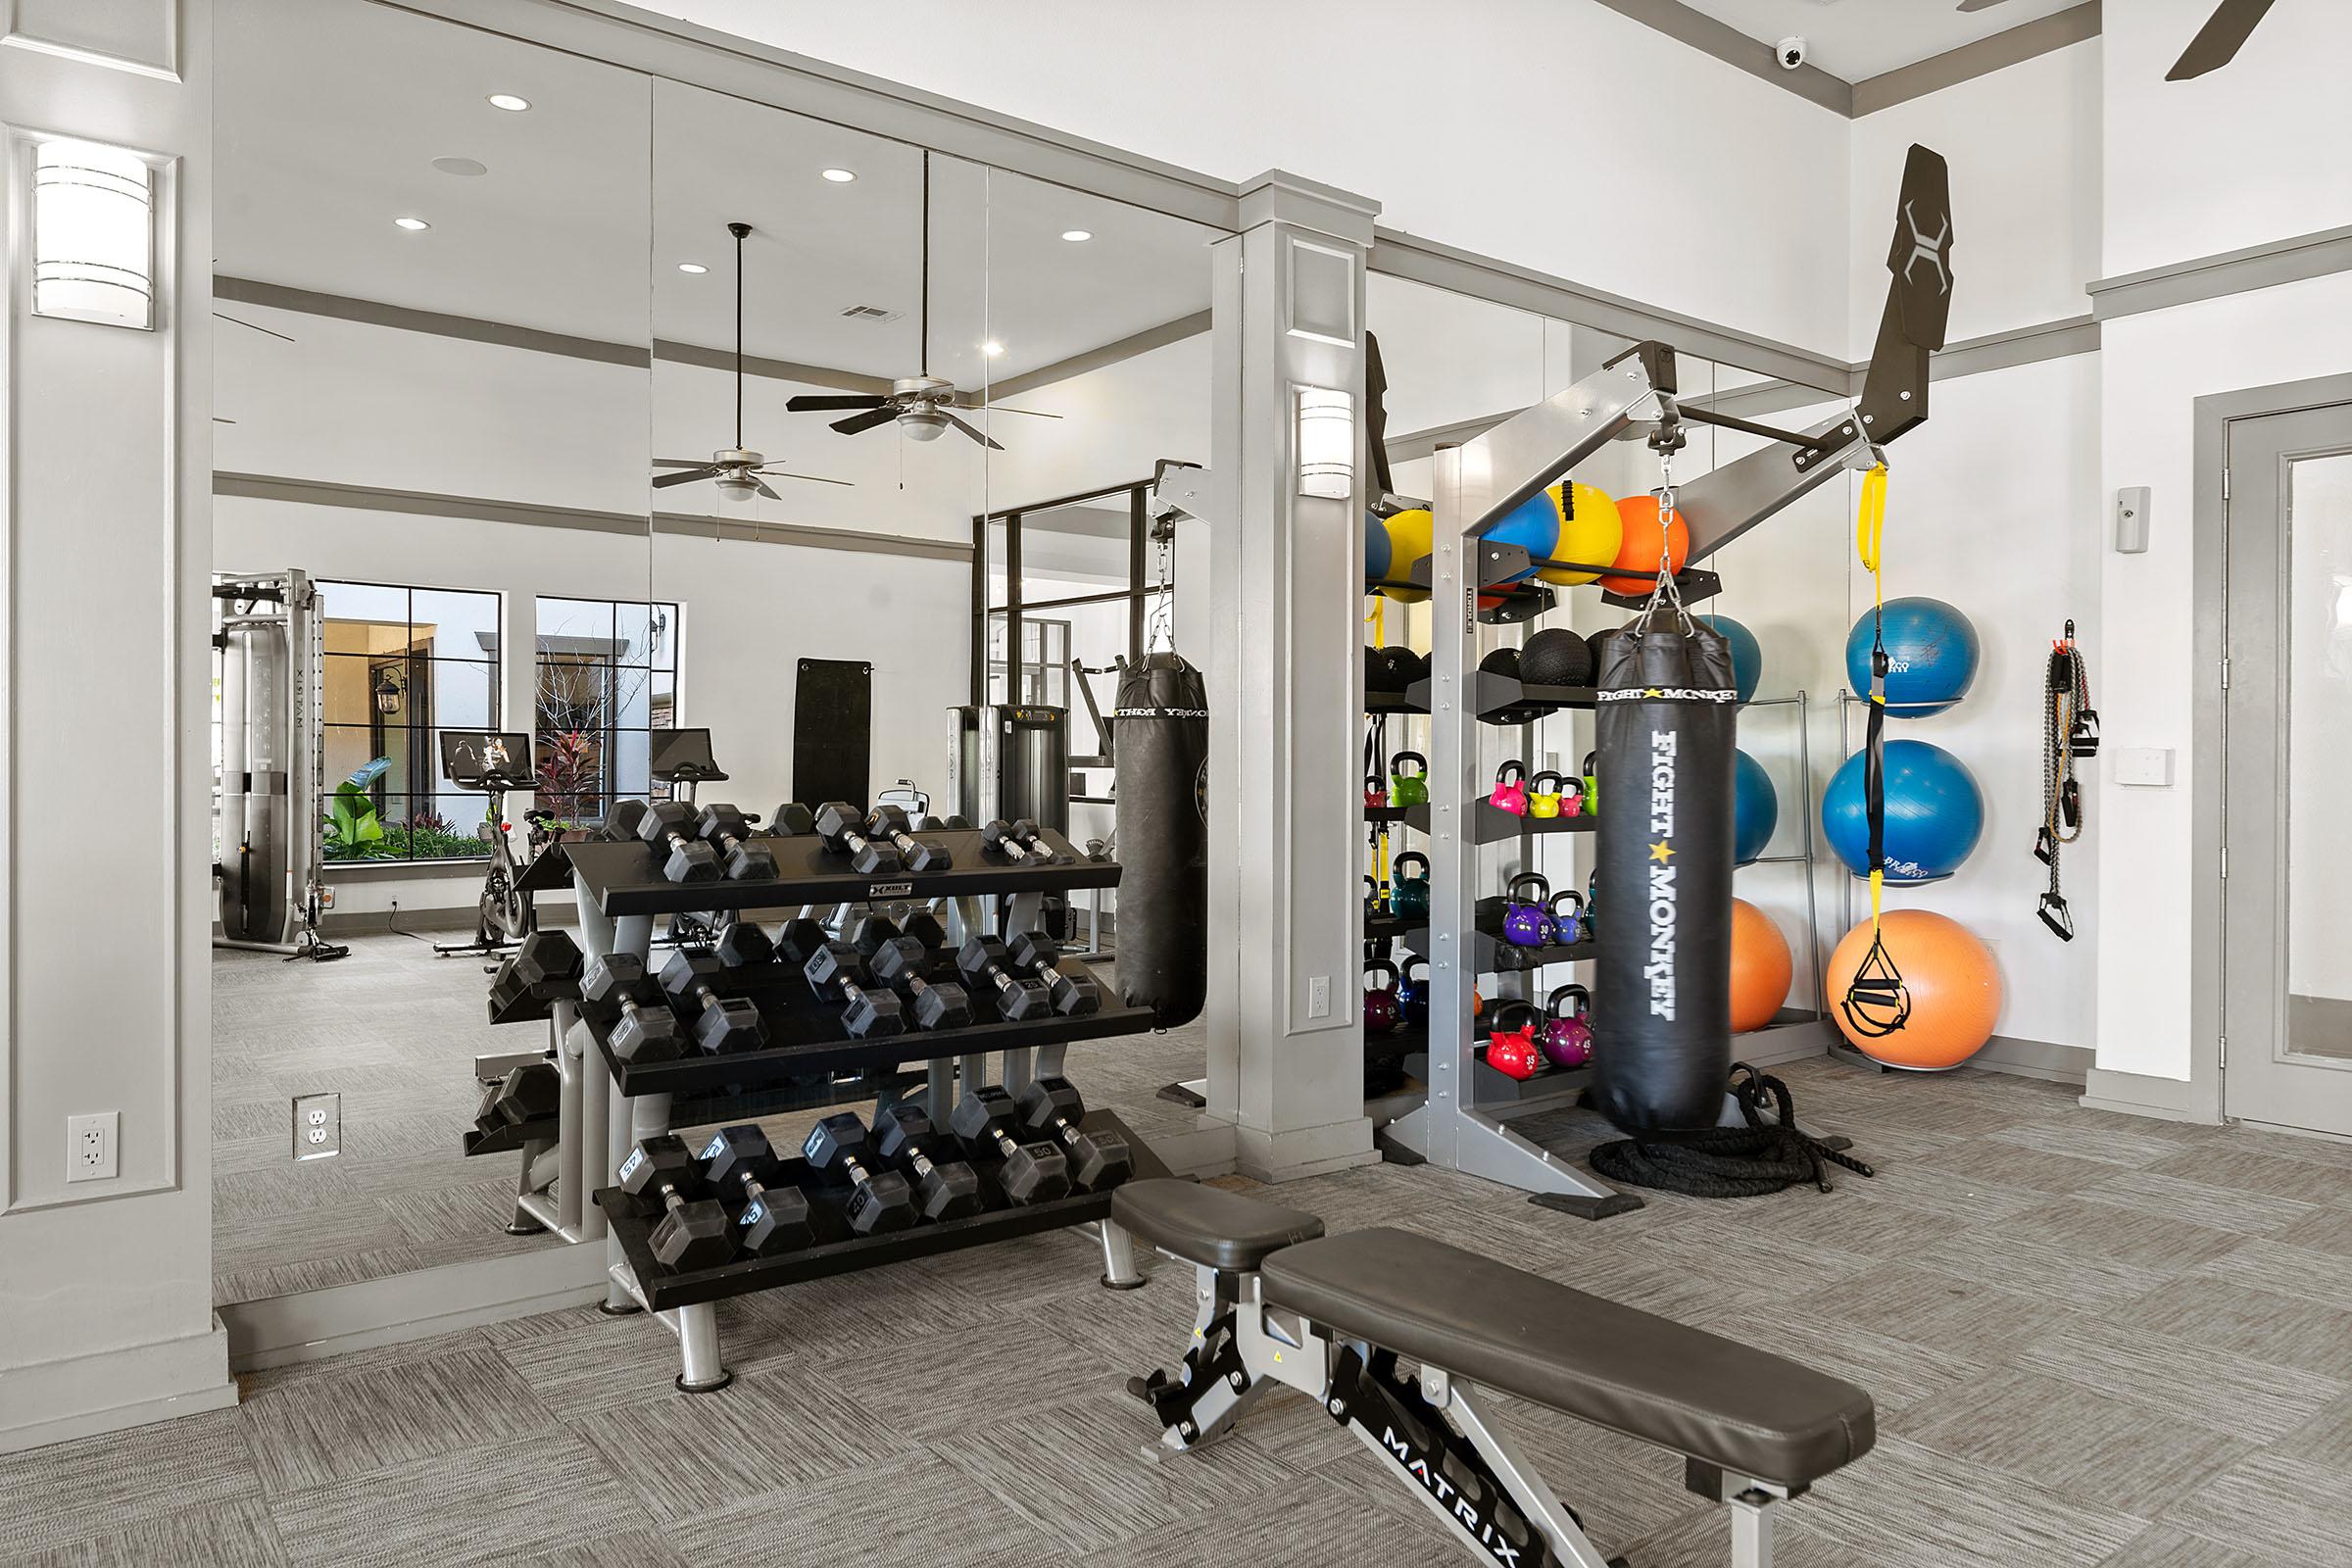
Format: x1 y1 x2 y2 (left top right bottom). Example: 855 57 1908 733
1392 851 1431 920
1398 956 1430 1029
1585 869 1599 938
1502 871 1554 948
1548 888 1587 947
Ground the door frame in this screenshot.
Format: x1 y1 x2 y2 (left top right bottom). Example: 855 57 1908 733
2187 371 2352 1126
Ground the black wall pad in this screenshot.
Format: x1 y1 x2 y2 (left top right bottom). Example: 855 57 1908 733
793 657 872 811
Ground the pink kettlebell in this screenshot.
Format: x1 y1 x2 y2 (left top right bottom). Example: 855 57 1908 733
1490 760 1530 815
1541 984 1593 1069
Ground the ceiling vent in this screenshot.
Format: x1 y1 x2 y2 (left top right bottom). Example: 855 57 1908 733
839 304 904 322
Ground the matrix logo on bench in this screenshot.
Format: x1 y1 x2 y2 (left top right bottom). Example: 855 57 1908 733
865 881 914 899
1378 1424 1541 1565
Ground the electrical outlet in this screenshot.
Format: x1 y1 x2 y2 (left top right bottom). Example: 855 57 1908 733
67 1112 118 1183
292 1093 341 1161
1307 975 1332 1019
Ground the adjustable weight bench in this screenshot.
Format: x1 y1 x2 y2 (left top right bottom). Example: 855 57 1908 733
1111 1180 1874 1568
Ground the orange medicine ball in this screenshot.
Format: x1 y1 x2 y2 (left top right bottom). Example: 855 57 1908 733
1729 899 1793 1034
1824 908 2001 1069
1599 494 1691 596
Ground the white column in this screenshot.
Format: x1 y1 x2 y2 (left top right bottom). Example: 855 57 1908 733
1203 172 1380 1183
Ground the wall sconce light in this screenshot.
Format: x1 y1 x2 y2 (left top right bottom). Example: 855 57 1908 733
1295 384 1354 500
31 136 156 330
373 668 406 716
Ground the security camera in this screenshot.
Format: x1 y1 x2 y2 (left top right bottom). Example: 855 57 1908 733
1777 36 1807 70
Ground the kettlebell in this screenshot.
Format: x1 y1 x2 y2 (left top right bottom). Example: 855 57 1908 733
1528 769 1564 818
1398 956 1430 1029
1581 751 1598 813
1390 751 1430 808
1585 869 1599 938
1365 775 1388 809
1502 872 1554 948
1392 851 1431 920
1541 985 1593 1070
1364 873 1386 915
1363 958 1402 1034
1485 1001 1544 1081
1547 888 1587 946
1491 760 1530 815
1559 773 1586 817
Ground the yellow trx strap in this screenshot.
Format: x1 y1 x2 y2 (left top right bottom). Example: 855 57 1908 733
1843 464 1910 1039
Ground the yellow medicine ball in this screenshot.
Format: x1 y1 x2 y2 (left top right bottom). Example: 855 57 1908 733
1379 508 1433 603
1537 483 1623 586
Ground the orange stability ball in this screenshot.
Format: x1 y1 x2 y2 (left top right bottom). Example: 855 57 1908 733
1825 908 2002 1069
1599 493 1691 595
1729 898 1793 1034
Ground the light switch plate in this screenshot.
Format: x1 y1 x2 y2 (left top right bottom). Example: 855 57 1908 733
2116 747 2174 787
292 1093 341 1160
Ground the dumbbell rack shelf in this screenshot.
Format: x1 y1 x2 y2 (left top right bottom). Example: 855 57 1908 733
564 824 1116 914
464 1116 557 1157
593 1108 1169 1313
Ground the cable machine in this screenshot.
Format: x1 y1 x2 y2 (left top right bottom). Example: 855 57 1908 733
215 569 340 958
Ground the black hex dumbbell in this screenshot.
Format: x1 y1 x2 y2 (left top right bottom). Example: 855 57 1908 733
581 951 684 1063
617 1134 736 1272
1008 817 1070 865
1006 931 1101 1016
698 1124 814 1258
863 914 974 1030
473 1059 559 1135
658 948 766 1054
598 799 651 842
977 818 1031 862
872 1102 986 1222
769 802 815 837
865 805 951 872
950 1088 1071 1205
802 940 905 1038
957 934 1053 1021
488 928 584 1016
812 801 901 874
801 1113 916 1235
1015 1076 1134 1193
636 799 721 884
695 804 777 882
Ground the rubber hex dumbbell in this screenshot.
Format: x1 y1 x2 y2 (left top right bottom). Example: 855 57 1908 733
957 934 1053 1021
977 818 1032 862
950 1088 1071 1205
474 1060 559 1134
812 801 901 875
1009 818 1070 864
636 799 721 884
698 1124 814 1257
714 919 777 973
695 804 777 882
872 1102 986 1222
863 914 974 1029
769 802 815 838
598 799 651 842
802 940 906 1038
1015 1076 1135 1193
581 952 684 1063
1006 931 1101 1016
865 805 951 872
659 948 766 1054
488 928 584 1015
801 1113 916 1235
617 1134 736 1271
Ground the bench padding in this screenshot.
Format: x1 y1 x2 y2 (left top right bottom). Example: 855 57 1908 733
1259 1228 1874 1490
1113 1178 1327 1273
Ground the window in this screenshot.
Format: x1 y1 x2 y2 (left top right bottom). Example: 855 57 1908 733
316 579 502 861
534 598 680 825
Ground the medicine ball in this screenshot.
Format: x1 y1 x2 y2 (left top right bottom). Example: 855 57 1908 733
1821 738 1984 883
1844 596 1980 717
1598 494 1690 595
1733 749 1778 865
1379 645 1421 692
1362 510 1392 587
1484 491 1558 582
1518 627 1593 688
1380 509 1434 603
1536 483 1625 586
1479 645 1522 682
1364 643 1396 693
1699 613 1762 704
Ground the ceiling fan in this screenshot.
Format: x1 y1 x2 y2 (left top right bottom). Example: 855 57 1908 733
652 220 853 502
1956 0 2277 79
783 150 1054 451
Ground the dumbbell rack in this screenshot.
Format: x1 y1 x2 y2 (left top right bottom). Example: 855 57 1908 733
545 820 1163 1389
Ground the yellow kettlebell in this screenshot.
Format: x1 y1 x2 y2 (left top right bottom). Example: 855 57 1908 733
1528 769 1564 818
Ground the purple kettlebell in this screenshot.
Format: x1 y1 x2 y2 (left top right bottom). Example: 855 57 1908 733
1542 984 1593 1069
1363 958 1402 1034
1501 872 1554 948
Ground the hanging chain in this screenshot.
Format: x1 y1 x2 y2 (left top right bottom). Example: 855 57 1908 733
1636 454 1694 634
1146 521 1175 652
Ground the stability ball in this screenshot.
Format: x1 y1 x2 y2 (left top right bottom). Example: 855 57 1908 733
1821 738 1984 883
1825 908 2001 1069
1729 898 1792 1034
1733 749 1778 865
1700 613 1762 704
1363 510 1392 586
1535 483 1624 586
1381 509 1434 604
1485 490 1558 582
1845 596 1980 717
1598 494 1690 595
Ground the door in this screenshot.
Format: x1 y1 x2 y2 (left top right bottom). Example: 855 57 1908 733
2224 402 2352 1133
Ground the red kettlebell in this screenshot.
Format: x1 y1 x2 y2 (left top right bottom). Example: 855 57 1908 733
1365 774 1388 809
1485 1001 1544 1080
1541 984 1593 1069
1363 958 1402 1034
1490 760 1530 815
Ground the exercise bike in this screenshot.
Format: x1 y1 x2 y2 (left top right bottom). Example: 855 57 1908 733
435 731 559 960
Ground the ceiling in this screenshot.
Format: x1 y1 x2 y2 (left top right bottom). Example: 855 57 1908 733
1674 0 2086 81
216 0 1220 386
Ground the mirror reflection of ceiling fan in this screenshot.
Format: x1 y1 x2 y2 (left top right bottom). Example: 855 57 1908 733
653 221 853 502
785 149 1057 450
1957 0 2277 79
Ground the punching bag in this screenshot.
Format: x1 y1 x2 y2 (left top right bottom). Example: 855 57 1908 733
1112 652 1209 1027
1590 610 1738 1132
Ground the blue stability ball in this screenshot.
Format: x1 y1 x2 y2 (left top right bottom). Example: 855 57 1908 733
1702 613 1763 704
1845 596 1981 717
1482 490 1557 582
1363 510 1393 586
1734 749 1778 865
1821 738 1984 883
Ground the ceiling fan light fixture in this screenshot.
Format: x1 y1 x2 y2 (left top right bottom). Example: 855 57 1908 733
900 409 950 442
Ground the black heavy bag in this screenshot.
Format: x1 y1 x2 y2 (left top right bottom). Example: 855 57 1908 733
1590 611 1739 1132
1112 652 1209 1027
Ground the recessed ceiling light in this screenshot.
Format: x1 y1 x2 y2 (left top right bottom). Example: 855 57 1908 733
677 262 709 274
487 93 531 112
1060 229 1093 242
983 340 1004 357
430 156 488 177
394 216 431 231
821 168 858 183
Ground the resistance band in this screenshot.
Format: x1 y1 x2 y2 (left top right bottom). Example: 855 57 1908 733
2035 619 2098 940
1841 466 1910 1038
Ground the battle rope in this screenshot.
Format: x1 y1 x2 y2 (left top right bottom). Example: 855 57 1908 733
1840 465 1911 1038
1591 1065 1876 1198
2035 619 2098 940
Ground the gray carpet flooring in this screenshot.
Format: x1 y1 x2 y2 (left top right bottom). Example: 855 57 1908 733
121 937 2352 1564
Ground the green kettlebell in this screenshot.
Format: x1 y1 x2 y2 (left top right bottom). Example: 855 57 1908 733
1392 851 1431 919
1581 750 1598 814
1389 751 1429 808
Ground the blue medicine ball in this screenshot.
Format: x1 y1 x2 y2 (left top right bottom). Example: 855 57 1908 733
1821 738 1984 883
1845 596 1980 717
1482 490 1557 581
1363 510 1392 585
1734 749 1778 865
1702 613 1763 704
